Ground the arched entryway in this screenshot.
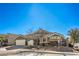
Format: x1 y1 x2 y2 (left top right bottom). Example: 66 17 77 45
34 38 40 46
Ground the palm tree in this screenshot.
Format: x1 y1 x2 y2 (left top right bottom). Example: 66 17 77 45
68 28 79 45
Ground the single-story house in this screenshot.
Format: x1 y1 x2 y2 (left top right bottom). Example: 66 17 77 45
5 34 18 45
15 28 65 47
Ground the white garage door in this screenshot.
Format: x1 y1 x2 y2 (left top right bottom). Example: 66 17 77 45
28 40 34 46
16 39 26 46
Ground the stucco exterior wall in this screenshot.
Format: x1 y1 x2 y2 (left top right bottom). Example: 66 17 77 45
16 39 26 46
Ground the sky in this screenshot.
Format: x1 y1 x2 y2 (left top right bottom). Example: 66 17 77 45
0 3 79 36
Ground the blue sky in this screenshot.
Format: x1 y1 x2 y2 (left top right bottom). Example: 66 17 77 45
0 3 79 36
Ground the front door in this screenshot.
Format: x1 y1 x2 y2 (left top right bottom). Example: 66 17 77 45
25 40 27 45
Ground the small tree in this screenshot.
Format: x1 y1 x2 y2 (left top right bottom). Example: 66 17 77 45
0 37 5 46
0 37 5 42
68 28 79 45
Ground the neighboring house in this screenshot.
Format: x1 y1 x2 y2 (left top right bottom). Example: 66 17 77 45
0 34 18 46
5 34 18 45
15 28 65 47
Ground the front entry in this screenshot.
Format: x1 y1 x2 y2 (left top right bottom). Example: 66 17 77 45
34 38 40 46
25 40 28 45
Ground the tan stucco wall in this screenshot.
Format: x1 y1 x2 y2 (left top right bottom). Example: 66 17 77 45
16 39 26 45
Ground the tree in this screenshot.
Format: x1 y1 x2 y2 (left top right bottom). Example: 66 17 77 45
0 37 5 46
68 28 79 45
0 37 5 42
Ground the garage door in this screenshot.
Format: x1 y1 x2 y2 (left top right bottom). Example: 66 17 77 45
16 39 26 46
